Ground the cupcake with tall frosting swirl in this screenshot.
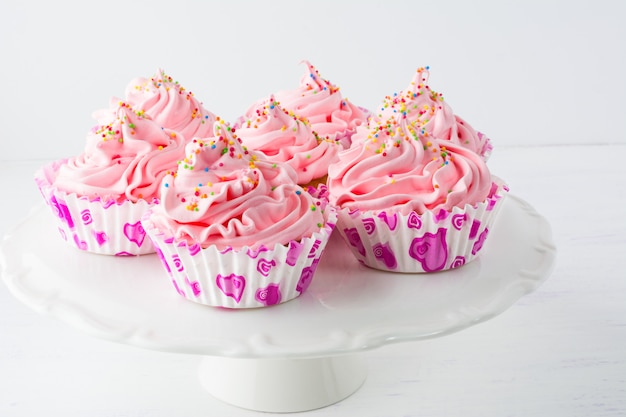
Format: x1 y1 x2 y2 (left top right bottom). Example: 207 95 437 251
234 96 340 188
95 69 217 141
327 116 507 272
141 120 337 308
364 66 492 160
35 101 187 255
269 60 370 149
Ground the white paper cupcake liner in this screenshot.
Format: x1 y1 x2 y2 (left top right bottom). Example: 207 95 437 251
34 159 157 256
478 131 494 162
141 207 337 308
334 178 508 273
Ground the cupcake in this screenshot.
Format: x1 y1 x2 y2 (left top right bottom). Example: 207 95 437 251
327 116 507 273
94 69 217 140
365 66 492 160
34 101 186 255
270 60 371 149
234 96 340 189
141 120 337 308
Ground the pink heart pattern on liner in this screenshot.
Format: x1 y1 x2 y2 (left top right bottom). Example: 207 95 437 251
216 273 246 304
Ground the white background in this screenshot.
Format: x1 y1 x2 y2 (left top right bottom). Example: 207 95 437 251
1 1 625 417
1 0 624 163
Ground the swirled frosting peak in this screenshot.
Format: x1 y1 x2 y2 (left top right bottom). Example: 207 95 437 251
96 69 216 140
371 67 492 159
149 120 327 250
273 61 370 145
54 102 186 202
327 116 492 215
234 96 340 185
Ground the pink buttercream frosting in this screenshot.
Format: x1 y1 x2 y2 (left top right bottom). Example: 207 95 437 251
327 116 493 215
147 121 327 250
234 96 340 185
273 61 370 146
366 67 492 160
95 69 216 140
53 102 186 203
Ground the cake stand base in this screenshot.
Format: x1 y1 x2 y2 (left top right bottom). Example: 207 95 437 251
198 354 367 413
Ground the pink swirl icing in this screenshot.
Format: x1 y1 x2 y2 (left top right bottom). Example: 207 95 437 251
327 117 492 215
148 121 327 250
273 61 370 145
96 69 216 140
54 102 185 202
366 67 492 159
234 96 340 185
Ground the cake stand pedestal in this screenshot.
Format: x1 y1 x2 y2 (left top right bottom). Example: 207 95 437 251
0 195 556 413
198 354 367 412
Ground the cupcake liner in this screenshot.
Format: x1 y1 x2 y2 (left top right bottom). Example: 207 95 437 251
141 207 337 308
334 178 508 273
34 159 157 256
477 131 494 162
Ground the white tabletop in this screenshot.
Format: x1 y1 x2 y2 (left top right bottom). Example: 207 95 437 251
1 144 624 417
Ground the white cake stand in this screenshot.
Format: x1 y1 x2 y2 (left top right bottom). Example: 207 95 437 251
0 195 556 412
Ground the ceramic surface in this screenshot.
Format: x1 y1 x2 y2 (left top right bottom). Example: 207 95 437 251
0 195 555 359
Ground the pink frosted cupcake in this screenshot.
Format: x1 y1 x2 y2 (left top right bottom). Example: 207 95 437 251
234 96 340 189
270 60 371 149
35 102 186 255
327 117 507 273
94 69 217 140
141 120 336 308
365 66 492 160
